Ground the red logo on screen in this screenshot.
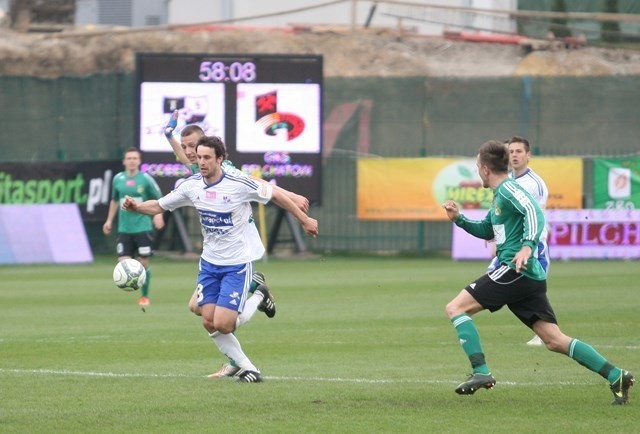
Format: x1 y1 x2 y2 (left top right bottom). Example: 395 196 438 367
254 91 304 141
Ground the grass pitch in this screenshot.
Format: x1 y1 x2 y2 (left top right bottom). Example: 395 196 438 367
0 256 638 433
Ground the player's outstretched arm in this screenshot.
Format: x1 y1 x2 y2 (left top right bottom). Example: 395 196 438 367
249 176 309 214
122 196 165 216
270 189 318 237
163 110 191 168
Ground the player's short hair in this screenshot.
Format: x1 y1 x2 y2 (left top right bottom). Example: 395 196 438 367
478 140 509 174
123 147 141 158
181 125 205 138
196 136 227 159
507 136 531 152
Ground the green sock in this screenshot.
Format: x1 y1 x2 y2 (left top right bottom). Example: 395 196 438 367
249 280 258 294
451 314 490 374
141 267 151 298
568 339 621 383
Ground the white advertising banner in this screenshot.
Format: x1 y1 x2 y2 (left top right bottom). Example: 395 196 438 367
452 209 640 260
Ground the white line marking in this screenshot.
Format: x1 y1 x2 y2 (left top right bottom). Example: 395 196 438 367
0 368 602 386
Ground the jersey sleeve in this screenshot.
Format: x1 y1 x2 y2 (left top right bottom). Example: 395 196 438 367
455 211 494 240
158 181 193 211
228 172 273 204
143 173 163 200
110 173 121 201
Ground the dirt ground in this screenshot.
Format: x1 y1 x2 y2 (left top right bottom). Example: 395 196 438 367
0 25 639 78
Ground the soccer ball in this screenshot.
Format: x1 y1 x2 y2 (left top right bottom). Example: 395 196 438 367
112 259 147 291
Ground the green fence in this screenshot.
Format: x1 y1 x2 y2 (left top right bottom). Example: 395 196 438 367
1 74 638 253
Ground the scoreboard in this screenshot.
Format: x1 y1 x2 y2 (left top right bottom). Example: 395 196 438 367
135 53 323 204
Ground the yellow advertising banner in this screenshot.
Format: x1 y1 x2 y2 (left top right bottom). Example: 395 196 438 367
357 157 583 221
529 158 583 209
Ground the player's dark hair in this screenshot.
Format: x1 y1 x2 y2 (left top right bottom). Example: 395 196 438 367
181 125 205 138
507 136 530 152
478 140 509 173
123 147 141 158
196 136 227 159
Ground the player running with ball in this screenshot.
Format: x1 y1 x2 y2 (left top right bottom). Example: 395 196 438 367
123 135 318 382
163 111 311 378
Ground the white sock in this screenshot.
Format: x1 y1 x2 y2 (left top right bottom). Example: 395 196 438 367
209 331 258 372
236 291 264 328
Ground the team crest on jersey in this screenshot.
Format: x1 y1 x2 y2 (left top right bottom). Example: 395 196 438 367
223 195 231 204
137 186 144 194
494 207 502 216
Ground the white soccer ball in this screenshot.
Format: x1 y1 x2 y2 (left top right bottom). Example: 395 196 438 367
112 258 147 292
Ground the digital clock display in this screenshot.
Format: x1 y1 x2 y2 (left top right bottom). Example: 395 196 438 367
135 53 323 204
198 61 257 83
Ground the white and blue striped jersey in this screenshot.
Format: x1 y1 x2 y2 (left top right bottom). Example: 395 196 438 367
158 171 273 265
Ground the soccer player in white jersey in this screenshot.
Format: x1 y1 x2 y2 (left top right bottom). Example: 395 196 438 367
487 136 550 346
164 113 311 377
123 135 318 382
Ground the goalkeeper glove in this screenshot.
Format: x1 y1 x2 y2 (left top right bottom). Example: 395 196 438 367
164 110 178 138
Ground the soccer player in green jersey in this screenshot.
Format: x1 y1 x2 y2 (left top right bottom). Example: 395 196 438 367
103 147 164 311
441 139 634 404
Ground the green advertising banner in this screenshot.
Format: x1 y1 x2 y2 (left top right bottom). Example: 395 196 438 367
593 158 640 209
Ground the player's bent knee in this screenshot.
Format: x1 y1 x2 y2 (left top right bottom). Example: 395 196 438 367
201 318 215 333
189 303 202 316
445 302 461 319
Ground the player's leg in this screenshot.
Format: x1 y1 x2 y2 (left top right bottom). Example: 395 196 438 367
533 320 634 404
445 274 495 395
248 270 276 316
201 261 262 383
135 232 154 310
134 233 155 311
191 271 268 318
116 234 144 308
235 263 263 327
188 288 201 316
208 268 271 378
526 241 550 346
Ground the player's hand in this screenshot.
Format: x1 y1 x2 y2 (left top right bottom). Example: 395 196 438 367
102 221 112 235
153 214 165 230
121 195 137 211
511 246 532 273
164 109 178 138
441 200 460 222
291 193 310 214
302 217 319 238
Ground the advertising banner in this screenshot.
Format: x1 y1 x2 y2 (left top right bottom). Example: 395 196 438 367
0 204 93 264
593 158 640 209
452 209 640 260
0 161 120 222
357 157 583 221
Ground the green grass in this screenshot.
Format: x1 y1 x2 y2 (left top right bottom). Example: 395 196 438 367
0 256 638 433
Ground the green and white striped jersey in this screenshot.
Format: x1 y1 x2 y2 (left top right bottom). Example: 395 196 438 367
455 178 546 280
